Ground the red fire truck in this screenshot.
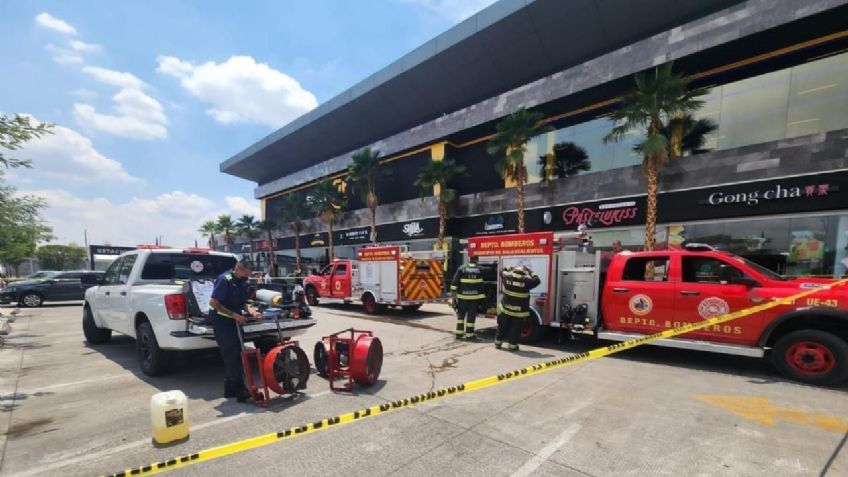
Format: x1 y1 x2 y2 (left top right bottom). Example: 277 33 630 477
302 246 447 314
466 231 848 385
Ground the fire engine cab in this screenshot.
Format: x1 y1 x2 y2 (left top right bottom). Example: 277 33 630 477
303 246 447 314
466 231 848 385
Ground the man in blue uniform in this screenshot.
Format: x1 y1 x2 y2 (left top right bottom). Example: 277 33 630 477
209 260 261 402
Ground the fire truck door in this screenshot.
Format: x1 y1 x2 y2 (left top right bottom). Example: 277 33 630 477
673 255 760 345
331 263 350 299
603 255 675 335
379 261 397 302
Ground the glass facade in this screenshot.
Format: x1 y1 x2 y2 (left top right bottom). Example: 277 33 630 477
589 212 848 278
523 51 848 183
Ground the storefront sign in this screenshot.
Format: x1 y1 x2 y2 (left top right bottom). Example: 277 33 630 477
401 221 425 238
89 245 135 256
337 227 370 244
358 246 400 261
562 200 639 226
255 239 277 250
660 171 845 223
452 213 524 237
484 215 505 232
540 197 646 232
468 232 554 257
309 233 326 247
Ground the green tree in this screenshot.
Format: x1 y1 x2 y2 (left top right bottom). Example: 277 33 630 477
277 194 308 274
257 219 278 275
487 107 553 232
0 184 52 277
236 214 259 260
414 159 467 247
215 214 236 252
198 220 219 249
36 244 86 270
308 179 347 261
1 114 53 171
604 63 705 251
347 147 391 244
538 142 592 180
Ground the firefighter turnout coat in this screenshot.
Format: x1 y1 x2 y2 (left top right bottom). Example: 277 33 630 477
499 266 541 318
451 263 485 301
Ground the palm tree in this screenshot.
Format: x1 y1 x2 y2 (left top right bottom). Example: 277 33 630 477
538 141 592 180
347 147 391 244
257 219 278 275
308 179 347 262
277 194 309 274
198 220 219 249
487 107 553 233
215 214 236 252
604 63 705 251
414 158 467 247
236 214 260 263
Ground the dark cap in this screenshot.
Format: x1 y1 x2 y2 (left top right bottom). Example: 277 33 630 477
236 259 254 270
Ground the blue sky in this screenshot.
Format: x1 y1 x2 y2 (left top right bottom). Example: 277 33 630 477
0 0 495 246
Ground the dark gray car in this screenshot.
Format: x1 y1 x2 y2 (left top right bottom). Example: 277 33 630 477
0 271 104 307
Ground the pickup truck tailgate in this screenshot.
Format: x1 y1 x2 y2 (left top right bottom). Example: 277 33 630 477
171 317 316 340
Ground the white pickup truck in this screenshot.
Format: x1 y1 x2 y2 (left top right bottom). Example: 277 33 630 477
81 247 316 376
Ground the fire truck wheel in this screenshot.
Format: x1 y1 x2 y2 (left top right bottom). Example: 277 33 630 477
401 305 421 313
305 286 319 306
313 341 329 377
772 329 848 386
519 310 547 344
362 293 384 315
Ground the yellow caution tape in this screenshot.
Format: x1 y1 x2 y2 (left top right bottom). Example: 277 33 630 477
101 279 848 477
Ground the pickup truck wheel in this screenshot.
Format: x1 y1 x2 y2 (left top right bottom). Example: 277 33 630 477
305 287 319 306
772 330 848 386
519 310 546 344
19 292 43 308
82 306 111 344
136 322 172 376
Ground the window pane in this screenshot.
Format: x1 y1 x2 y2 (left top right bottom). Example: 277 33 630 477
622 257 669 281
787 52 848 138
717 69 790 149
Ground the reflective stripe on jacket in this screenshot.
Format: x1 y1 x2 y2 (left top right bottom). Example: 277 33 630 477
451 263 485 301
499 267 541 318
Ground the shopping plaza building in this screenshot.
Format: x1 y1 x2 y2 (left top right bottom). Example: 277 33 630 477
222 0 848 278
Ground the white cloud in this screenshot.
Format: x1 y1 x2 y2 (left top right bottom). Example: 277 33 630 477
402 0 497 22
70 89 98 100
82 66 145 90
156 55 318 128
21 189 220 246
69 39 101 53
44 43 83 64
35 12 78 35
19 189 254 247
16 122 141 183
74 66 167 140
74 88 168 140
225 196 260 217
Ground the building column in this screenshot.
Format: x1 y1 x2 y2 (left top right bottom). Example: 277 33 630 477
430 142 447 196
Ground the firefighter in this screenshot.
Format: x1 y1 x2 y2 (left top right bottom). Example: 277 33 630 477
450 254 485 340
209 260 262 402
496 265 541 351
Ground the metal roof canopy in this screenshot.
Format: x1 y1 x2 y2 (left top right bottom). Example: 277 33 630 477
220 0 745 185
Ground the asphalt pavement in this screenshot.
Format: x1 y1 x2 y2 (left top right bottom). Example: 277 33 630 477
0 302 846 477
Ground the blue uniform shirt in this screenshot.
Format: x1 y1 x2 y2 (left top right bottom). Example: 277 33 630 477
209 270 250 323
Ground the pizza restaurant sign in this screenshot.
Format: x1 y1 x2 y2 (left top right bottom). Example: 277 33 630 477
707 183 831 206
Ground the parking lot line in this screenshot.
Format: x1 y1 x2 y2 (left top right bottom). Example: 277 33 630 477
510 423 582 477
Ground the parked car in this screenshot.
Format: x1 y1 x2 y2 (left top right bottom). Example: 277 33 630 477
0 271 105 307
